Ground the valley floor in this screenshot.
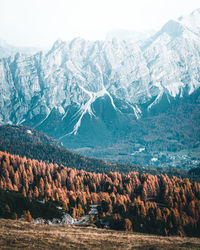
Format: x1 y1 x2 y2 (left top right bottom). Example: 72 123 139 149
0 219 200 249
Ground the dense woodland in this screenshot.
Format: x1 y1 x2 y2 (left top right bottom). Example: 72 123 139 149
0 151 200 236
0 125 199 181
0 125 141 174
0 189 63 221
0 139 140 174
0 125 61 146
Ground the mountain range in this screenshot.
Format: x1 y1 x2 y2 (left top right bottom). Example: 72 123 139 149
105 29 155 44
0 39 40 59
0 9 200 168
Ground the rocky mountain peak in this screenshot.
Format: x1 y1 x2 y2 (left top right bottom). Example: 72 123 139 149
178 8 200 35
0 10 199 168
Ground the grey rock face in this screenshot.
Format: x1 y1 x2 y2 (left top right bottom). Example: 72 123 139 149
0 10 200 167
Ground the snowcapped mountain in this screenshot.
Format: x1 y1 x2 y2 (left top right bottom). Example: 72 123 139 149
105 29 155 44
0 9 200 167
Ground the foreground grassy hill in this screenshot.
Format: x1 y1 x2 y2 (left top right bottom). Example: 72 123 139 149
0 219 200 250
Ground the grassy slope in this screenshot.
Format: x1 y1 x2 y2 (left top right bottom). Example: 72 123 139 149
0 219 200 250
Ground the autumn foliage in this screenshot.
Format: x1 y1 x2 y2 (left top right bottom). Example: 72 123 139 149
0 151 200 236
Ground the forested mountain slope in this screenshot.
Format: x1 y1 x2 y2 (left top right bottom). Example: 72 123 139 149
0 151 200 236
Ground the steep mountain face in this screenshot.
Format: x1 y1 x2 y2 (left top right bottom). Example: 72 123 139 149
0 10 200 167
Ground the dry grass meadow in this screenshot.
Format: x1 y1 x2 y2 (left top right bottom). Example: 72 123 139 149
0 219 200 249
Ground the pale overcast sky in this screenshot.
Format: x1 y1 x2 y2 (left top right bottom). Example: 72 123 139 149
0 0 200 48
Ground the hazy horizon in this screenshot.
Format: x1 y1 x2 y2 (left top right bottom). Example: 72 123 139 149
0 0 200 48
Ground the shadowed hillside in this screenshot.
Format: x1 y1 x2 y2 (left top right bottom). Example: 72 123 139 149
0 124 140 174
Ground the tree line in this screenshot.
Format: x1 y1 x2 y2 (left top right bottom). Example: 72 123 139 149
0 151 200 236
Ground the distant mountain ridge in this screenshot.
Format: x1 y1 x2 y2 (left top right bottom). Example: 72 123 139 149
105 29 156 44
0 38 40 59
0 9 200 167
